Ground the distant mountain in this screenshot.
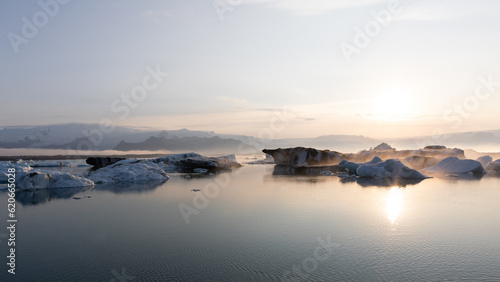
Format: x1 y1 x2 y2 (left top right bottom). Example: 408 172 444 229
391 129 500 151
0 124 218 151
1 123 499 154
0 123 156 150
268 135 380 152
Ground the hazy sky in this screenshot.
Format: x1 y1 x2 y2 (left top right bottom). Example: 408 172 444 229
1 0 499 138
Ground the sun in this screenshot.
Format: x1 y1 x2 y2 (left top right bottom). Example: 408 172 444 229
374 88 413 119
386 187 403 224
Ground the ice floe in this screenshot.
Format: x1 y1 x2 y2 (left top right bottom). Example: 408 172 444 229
485 159 500 174
355 159 427 179
423 157 486 175
87 159 169 184
16 168 94 190
153 153 241 173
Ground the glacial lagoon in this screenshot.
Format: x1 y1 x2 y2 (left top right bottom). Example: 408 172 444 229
1 164 500 281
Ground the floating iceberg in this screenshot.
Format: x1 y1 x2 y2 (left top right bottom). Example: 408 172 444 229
263 147 346 167
86 157 126 169
339 156 382 174
87 159 170 184
154 153 241 173
485 159 500 174
1 161 32 183
476 155 493 167
263 145 464 167
355 159 427 179
402 156 438 170
16 168 94 190
423 157 486 175
354 145 464 163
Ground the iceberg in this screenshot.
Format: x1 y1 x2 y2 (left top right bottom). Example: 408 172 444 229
86 157 126 169
264 145 464 167
339 156 382 174
402 156 438 170
1 161 32 183
16 168 94 190
423 157 486 175
476 155 493 167
153 153 241 173
88 159 170 184
485 159 500 174
354 145 464 163
355 159 427 179
262 147 346 167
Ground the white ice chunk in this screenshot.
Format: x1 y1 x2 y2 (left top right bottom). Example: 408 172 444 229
424 157 485 175
476 155 493 167
16 168 94 190
88 159 169 184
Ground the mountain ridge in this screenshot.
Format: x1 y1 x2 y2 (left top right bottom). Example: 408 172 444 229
1 123 499 153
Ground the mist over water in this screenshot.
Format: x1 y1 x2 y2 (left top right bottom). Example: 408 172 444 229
1 164 500 281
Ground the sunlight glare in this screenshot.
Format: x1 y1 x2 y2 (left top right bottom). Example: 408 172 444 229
386 187 403 224
374 88 412 119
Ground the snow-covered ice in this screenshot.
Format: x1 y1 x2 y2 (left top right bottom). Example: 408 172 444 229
88 159 170 184
355 159 427 179
485 159 500 173
402 156 438 170
424 157 486 175
154 153 240 172
476 156 493 167
16 168 94 190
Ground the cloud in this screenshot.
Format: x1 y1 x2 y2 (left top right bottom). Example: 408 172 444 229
394 0 500 22
243 0 500 19
242 0 387 16
217 96 248 104
140 10 173 22
297 117 316 121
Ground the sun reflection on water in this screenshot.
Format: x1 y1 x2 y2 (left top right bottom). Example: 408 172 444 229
386 187 403 224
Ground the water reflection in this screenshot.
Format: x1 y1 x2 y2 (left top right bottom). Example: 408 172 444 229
13 181 166 206
354 178 424 188
92 181 165 194
15 186 93 206
263 175 331 184
270 165 344 176
385 187 403 224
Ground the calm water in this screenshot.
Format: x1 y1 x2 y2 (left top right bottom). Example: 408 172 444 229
1 164 500 281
